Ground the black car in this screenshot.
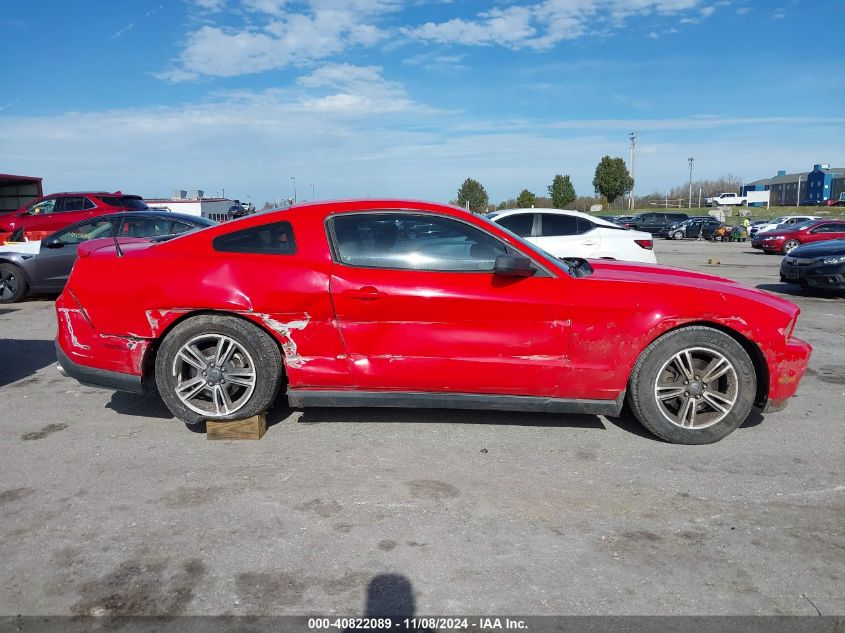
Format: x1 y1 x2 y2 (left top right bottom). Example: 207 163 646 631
624 212 689 234
0 211 215 303
780 239 845 291
659 216 724 240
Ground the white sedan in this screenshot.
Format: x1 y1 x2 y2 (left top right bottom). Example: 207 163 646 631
488 208 657 264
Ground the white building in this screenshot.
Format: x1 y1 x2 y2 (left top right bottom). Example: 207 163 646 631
145 190 235 222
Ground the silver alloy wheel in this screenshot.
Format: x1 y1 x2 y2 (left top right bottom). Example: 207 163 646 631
653 347 738 429
0 268 18 300
170 333 257 417
783 239 800 254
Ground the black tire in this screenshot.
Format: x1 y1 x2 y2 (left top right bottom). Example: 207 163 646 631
672 231 684 240
155 314 283 425
783 239 800 255
627 326 756 444
0 262 28 303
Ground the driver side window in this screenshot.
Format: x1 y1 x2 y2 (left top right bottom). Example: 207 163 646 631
332 213 510 272
28 199 56 215
56 219 115 244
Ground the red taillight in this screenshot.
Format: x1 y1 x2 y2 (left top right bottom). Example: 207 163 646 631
634 239 653 250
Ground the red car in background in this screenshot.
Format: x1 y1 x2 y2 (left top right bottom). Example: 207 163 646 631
0 191 149 241
751 217 845 254
55 199 810 445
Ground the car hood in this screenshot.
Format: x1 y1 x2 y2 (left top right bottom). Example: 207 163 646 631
587 259 798 313
787 239 845 257
753 228 799 238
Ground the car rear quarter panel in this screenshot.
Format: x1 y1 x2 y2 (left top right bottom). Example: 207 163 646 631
59 211 351 387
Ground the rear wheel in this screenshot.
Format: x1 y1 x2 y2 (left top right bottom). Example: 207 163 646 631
155 315 283 425
0 263 28 303
673 231 684 240
783 239 800 254
627 326 756 444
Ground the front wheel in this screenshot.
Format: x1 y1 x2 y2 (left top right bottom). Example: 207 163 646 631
627 326 756 444
155 315 283 425
783 239 800 254
0 263 28 303
672 231 684 240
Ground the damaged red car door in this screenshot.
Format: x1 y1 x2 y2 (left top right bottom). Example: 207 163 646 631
327 211 569 395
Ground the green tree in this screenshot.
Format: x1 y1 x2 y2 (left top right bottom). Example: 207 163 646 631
456 178 489 213
592 156 634 207
516 189 536 208
548 174 576 209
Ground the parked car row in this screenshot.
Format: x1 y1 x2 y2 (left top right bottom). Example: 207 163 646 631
0 191 151 241
751 218 845 255
657 216 724 240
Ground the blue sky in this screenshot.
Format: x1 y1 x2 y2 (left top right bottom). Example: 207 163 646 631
1 0 843 206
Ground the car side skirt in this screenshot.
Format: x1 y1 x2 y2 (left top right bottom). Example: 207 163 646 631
287 389 626 417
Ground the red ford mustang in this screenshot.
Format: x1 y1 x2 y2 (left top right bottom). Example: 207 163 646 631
55 199 811 444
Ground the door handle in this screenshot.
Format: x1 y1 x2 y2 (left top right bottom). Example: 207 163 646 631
343 286 384 301
582 240 598 246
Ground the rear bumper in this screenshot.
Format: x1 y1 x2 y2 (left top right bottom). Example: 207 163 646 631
55 340 147 393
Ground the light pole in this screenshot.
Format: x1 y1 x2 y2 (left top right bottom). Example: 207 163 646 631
291 176 297 203
311 184 315 201
629 131 637 211
688 157 694 209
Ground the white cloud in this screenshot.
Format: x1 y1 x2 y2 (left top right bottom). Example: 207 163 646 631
402 0 722 50
161 0 395 80
193 0 227 11
404 51 467 72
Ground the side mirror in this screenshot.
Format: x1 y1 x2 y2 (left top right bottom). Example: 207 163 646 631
494 254 535 277
44 237 64 249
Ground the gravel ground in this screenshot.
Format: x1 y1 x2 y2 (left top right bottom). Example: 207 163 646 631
0 239 842 617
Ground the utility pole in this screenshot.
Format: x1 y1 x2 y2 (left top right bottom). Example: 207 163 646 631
699 186 702 208
629 131 637 211
796 177 801 207
311 184 315 201
291 176 297 203
688 157 694 209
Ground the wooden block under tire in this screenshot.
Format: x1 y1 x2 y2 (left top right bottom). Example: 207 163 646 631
206 413 267 440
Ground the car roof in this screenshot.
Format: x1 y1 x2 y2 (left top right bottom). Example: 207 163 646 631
491 207 618 228
53 210 213 234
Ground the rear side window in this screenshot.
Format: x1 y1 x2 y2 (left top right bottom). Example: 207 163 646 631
539 214 582 236
119 217 175 237
57 196 87 212
99 196 150 210
213 221 296 254
497 213 534 237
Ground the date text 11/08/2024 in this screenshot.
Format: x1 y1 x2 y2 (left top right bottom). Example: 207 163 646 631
308 617 528 630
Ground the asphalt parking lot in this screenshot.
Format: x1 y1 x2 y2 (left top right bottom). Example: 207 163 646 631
0 239 843 617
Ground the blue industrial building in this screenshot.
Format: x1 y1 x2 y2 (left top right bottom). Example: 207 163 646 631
743 164 845 205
